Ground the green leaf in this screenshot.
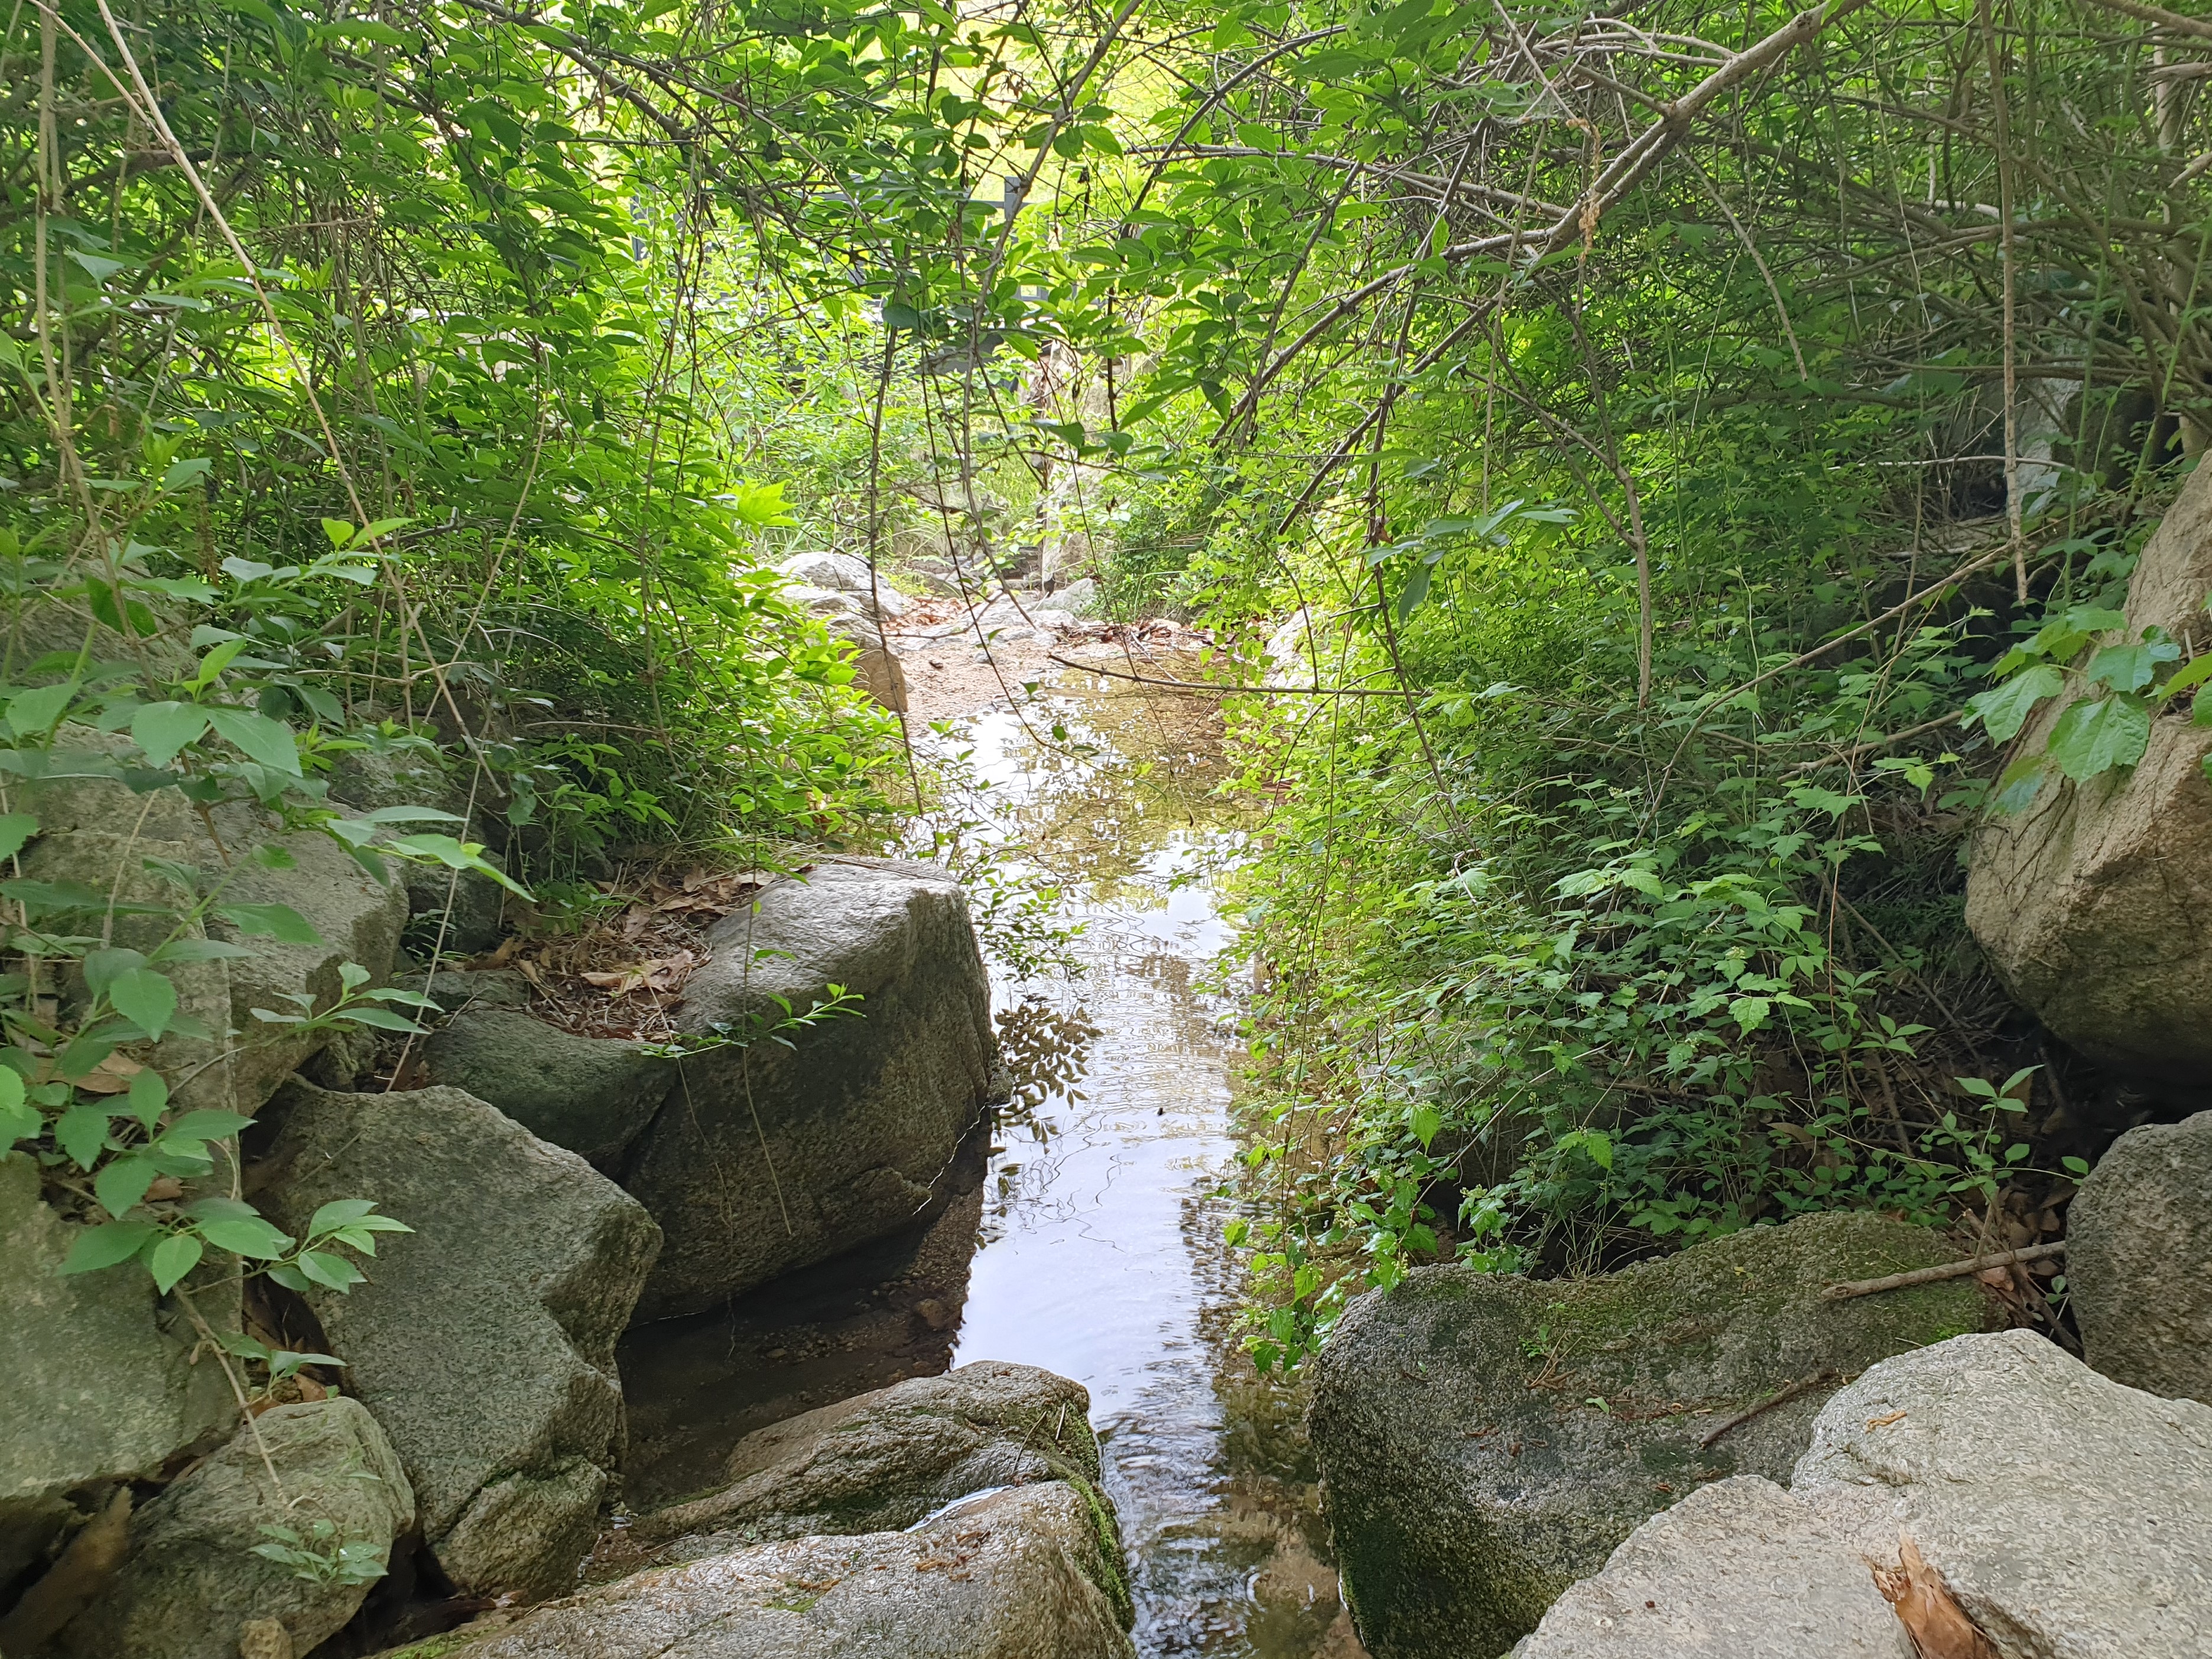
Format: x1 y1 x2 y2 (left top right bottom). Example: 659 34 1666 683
215 902 323 944
2159 652 2212 702
67 251 131 284
294 1248 366 1292
0 813 37 861
1409 1103 1443 1149
268 1349 346 1379
306 1198 380 1235
2046 693 2151 781
147 1230 204 1293
194 1212 294 1259
160 1109 255 1144
1964 664 2063 741
109 967 179 1040
334 1006 425 1033
126 1067 169 1129
385 834 532 898
94 1154 159 1218
82 947 149 996
53 1103 111 1168
1395 561 1433 621
59 1218 160 1274
205 707 301 775
8 680 80 738
2086 639 2179 693
0 1088 36 1149
133 702 213 768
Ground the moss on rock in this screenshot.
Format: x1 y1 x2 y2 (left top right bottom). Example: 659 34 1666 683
1308 1211 1995 1659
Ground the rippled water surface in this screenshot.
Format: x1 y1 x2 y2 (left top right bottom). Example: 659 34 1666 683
938 671 1359 1658
623 660 1360 1657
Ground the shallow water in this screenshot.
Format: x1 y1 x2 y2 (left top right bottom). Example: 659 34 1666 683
622 660 1360 1657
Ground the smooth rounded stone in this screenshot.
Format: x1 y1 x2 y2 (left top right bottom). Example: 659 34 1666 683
1308 1212 1993 1659
626 856 999 1320
782 590 909 711
1792 1329 2212 1659
51 1398 414 1659
1512 1476 1911 1659
423 1008 677 1171
1966 460 2212 1106
615 1363 1108 1573
1034 577 1097 617
783 580 908 624
2067 1111 2212 1403
0 1153 236 1593
399 1483 1135 1659
778 552 911 617
256 1081 662 1602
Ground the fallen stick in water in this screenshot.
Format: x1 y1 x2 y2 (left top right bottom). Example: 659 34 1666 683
1820 1241 2065 1301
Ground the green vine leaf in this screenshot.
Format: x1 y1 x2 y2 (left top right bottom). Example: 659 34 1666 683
109 968 179 1040
133 702 213 768
1964 663 2062 742
147 1232 204 1294
59 1219 159 1275
2046 692 2151 782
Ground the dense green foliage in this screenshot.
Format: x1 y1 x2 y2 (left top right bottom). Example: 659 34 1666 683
8 0 2205 1371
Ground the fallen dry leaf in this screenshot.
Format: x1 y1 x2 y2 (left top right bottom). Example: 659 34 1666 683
1875 1537 2001 1659
73 1051 146 1095
580 950 699 998
1866 1409 1909 1430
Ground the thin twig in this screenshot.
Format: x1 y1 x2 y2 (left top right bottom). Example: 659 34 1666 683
1697 1367 1840 1448
1820 1241 2064 1301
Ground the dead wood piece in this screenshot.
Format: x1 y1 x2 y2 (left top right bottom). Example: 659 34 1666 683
1696 1367 1840 1449
1821 1242 2065 1301
0 1485 134 1654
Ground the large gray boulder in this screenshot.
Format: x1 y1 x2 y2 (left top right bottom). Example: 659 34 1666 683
256 1082 662 1601
2067 1111 2212 1404
18 755 408 1115
51 1398 414 1659
423 1008 676 1171
1512 1476 1911 1659
1966 462 2212 1102
614 1363 1109 1576
626 857 999 1320
202 826 410 1109
778 551 911 617
782 585 911 711
1308 1212 1992 1659
402 1483 1133 1659
1793 1329 2212 1658
0 1153 235 1595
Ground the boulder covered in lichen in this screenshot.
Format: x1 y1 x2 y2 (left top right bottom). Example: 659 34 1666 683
1308 1212 1995 1659
380 1483 1133 1659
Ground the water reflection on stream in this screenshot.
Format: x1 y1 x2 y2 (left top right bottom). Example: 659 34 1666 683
937 669 1360 1659
622 660 1360 1657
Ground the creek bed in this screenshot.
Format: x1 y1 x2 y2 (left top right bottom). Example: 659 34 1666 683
619 659 1362 1658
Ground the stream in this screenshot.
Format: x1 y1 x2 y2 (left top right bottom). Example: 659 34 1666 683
619 654 1362 1658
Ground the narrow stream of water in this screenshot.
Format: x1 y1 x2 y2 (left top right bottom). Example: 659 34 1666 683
621 660 1360 1657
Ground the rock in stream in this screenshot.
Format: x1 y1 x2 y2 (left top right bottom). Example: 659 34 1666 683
1308 1211 1992 1659
625 856 1002 1321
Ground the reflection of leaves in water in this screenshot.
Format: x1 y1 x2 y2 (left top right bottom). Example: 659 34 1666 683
996 996 1101 1114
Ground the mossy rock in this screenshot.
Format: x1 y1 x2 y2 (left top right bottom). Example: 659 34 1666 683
1308 1211 1996 1659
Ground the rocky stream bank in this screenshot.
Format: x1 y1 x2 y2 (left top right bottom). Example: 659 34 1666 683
7 508 2212 1659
